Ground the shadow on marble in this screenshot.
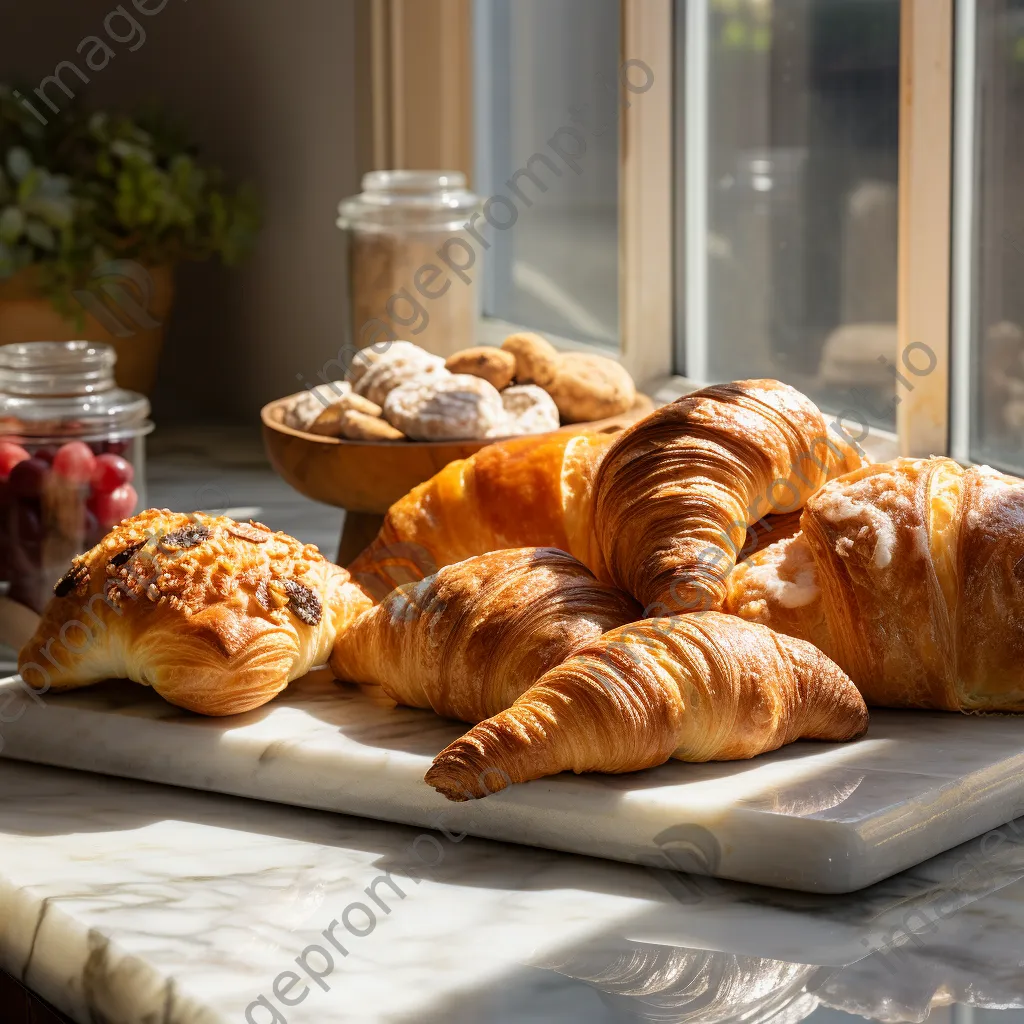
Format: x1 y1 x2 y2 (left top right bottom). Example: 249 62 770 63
2 755 1024 1024
422 825 1024 1023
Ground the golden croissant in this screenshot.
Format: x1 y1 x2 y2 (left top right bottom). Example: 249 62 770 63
350 379 862 611
590 379 862 613
18 509 372 716
332 547 640 722
425 611 868 801
348 430 615 599
726 457 1024 711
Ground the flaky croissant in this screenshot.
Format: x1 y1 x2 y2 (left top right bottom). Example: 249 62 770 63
726 457 1024 711
590 379 862 613
332 547 641 722
18 509 372 716
350 380 861 611
425 611 868 801
349 430 614 598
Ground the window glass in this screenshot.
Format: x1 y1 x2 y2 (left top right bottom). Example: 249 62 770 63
473 0 620 346
968 0 1024 471
677 0 901 428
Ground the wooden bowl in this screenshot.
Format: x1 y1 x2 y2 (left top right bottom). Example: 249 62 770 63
261 392 654 514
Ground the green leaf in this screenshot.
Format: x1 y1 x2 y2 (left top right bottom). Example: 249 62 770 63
0 206 24 243
6 147 32 183
25 220 56 250
24 195 74 228
16 167 41 203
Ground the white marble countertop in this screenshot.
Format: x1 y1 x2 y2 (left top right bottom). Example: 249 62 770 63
2 757 1024 1024
1 429 1023 1024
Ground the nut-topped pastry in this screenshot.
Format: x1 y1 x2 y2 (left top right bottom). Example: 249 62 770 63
19 509 373 716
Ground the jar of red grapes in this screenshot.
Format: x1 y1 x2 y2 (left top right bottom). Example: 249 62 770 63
0 341 153 612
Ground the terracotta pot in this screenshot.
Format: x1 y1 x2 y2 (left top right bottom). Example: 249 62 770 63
0 265 175 395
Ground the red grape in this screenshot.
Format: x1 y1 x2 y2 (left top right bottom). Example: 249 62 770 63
0 441 30 480
89 483 138 527
31 445 58 465
8 458 49 499
52 441 97 484
103 439 131 457
90 453 134 492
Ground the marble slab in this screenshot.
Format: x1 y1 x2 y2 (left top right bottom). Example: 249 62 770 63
3 758 1024 1024
0 672 1023 894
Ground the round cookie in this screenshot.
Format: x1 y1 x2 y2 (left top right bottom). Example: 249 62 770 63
336 409 405 441
356 348 448 407
445 346 516 390
383 374 506 441
283 382 351 431
501 332 559 387
345 340 423 387
308 393 385 436
544 352 636 423
500 384 560 435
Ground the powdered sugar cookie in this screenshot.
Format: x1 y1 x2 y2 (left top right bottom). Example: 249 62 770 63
500 384 560 435
283 382 351 430
356 349 447 407
383 374 505 440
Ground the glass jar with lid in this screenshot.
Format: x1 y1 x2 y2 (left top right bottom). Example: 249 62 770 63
0 341 153 612
338 170 482 359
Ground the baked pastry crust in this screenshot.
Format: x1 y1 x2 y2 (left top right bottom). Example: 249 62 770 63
331 547 641 723
593 378 862 614
425 611 868 800
350 379 862 611
348 430 614 599
19 509 372 715
726 457 1024 711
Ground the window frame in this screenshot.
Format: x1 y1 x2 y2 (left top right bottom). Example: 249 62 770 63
359 0 969 462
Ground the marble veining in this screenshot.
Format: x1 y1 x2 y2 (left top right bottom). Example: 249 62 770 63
0 759 1023 1023
1 670 1024 894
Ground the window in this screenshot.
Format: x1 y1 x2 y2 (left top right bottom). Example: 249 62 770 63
473 0 622 347
676 0 902 430
960 0 1024 472
365 0 1024 471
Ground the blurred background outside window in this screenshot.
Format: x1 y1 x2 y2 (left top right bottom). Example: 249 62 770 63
474 0 621 347
968 0 1024 471
676 0 901 431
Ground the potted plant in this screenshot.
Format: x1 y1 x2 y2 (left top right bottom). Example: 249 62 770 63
0 87 259 394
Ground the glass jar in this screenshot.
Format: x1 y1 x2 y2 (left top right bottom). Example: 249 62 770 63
0 341 153 612
338 170 482 359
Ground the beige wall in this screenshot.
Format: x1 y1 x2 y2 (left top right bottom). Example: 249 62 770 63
0 0 360 422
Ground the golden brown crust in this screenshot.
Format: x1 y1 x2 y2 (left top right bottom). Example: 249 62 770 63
350 380 859 612
592 379 863 614
348 431 614 599
444 346 516 390
725 533 833 655
544 352 636 423
19 509 372 715
725 457 1024 712
424 611 867 801
331 547 641 722
501 332 559 386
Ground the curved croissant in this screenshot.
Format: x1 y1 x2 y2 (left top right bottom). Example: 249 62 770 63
331 547 641 722
425 611 868 801
726 457 1024 711
18 509 372 716
591 379 862 614
349 431 614 599
351 380 861 612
